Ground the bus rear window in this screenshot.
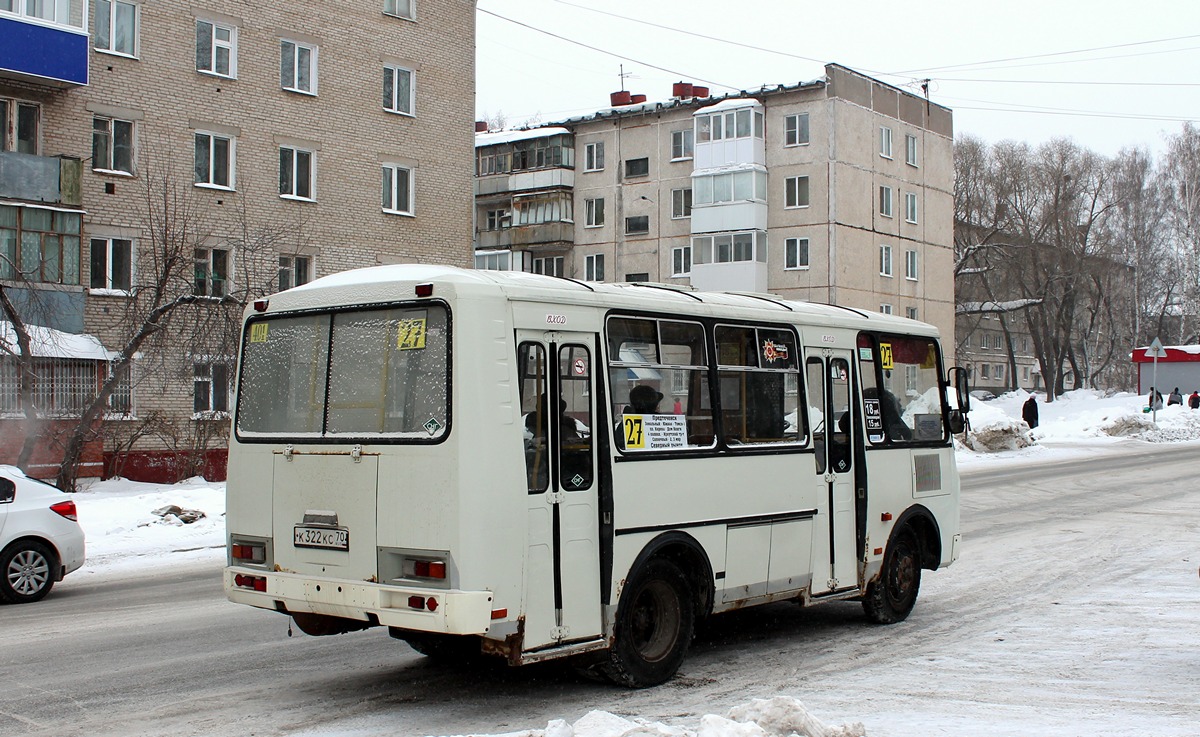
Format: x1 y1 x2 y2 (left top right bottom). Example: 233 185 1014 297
236 305 450 441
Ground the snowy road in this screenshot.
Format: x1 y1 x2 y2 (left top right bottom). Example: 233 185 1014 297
1 443 1198 737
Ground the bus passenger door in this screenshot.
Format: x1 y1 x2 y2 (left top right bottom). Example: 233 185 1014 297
805 350 858 594
517 334 602 651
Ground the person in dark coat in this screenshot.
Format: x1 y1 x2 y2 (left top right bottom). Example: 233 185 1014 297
1022 395 1039 429
1189 391 1199 410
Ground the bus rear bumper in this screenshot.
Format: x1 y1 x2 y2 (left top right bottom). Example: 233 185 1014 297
224 567 495 635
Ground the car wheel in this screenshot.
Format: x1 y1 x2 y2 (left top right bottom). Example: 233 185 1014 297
1 540 57 604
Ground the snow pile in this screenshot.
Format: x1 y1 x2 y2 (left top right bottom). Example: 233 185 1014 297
958 399 1034 452
439 698 864 737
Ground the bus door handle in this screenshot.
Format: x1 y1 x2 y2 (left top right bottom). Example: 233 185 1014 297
823 473 836 483
546 491 565 504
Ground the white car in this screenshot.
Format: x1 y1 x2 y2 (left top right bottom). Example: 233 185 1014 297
0 465 85 604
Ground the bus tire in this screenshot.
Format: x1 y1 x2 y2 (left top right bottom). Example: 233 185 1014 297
603 558 694 688
863 527 921 624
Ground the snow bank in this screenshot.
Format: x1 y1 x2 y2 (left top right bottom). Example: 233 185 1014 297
438 698 865 737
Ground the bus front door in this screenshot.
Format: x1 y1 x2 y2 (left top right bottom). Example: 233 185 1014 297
805 350 858 595
517 334 603 651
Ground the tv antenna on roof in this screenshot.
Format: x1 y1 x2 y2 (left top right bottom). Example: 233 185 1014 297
618 64 632 92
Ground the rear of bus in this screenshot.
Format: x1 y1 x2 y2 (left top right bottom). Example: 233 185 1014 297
223 270 504 643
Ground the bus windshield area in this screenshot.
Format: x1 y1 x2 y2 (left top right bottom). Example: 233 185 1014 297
857 333 947 444
235 304 450 440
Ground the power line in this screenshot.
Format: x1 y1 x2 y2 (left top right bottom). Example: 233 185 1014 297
890 33 1200 75
943 94 1197 124
932 77 1200 88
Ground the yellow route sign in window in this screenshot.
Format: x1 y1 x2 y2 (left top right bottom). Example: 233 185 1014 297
397 318 427 350
623 416 645 449
880 342 894 370
249 323 269 343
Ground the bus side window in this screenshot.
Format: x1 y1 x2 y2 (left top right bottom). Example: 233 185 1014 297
805 357 827 474
519 342 549 493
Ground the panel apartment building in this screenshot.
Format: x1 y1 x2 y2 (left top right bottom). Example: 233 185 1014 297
474 64 955 341
0 0 476 480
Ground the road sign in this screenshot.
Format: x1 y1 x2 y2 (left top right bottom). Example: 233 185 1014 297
1147 337 1167 358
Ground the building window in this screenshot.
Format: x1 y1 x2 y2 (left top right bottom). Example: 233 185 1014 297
194 131 234 189
196 19 237 78
0 99 39 155
584 197 605 227
693 169 768 205
484 209 509 230
383 0 415 19
980 363 990 380
784 113 809 146
89 238 132 292
533 256 563 277
906 306 918 320
625 157 649 178
879 125 893 158
695 107 764 142
193 361 230 416
281 40 317 95
691 231 766 265
905 192 918 223
879 243 893 277
0 206 81 285
625 272 649 283
279 146 315 200
1022 366 1030 381
671 188 692 219
785 176 810 208
785 237 809 270
905 249 918 280
585 253 605 282
906 134 919 167
0 358 131 417
513 193 571 225
278 255 310 290
879 185 893 217
474 250 512 271
672 129 693 160
384 65 414 115
880 304 893 315
382 164 413 215
625 216 649 235
584 142 604 172
193 247 229 297
1021 337 1029 353
995 364 1006 380
672 245 691 276
95 0 137 57
92 117 134 174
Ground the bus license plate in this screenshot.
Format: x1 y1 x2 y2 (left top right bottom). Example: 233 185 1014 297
294 526 349 551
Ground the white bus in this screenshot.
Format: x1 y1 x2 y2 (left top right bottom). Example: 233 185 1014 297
225 264 968 687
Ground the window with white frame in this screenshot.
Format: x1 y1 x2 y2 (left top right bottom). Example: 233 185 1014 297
691 231 766 264
585 253 605 282
0 98 39 154
694 107 764 142
584 197 604 227
785 237 809 269
474 250 511 270
196 19 237 78
879 125 893 158
879 243 893 277
879 185 893 217
533 256 563 277
193 360 231 415
905 191 918 223
484 209 508 230
383 0 414 19
880 304 893 315
383 65 414 115
995 364 1006 380
671 129 693 160
671 188 692 219
784 113 809 146
92 116 134 174
89 237 132 291
672 245 691 276
194 131 234 188
281 40 317 94
906 133 918 166
905 249 918 280
980 363 990 379
279 146 315 200
906 306 918 320
278 254 310 290
95 0 137 56
584 141 604 171
693 169 768 205
1022 366 1029 381
785 175 810 208
382 163 413 214
193 247 229 296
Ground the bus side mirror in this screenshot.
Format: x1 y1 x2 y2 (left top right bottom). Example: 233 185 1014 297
948 366 971 414
947 409 966 435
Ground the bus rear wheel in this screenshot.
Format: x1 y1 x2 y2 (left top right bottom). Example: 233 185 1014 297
863 527 921 624
602 558 694 688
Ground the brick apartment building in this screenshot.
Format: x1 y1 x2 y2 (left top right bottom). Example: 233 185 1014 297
473 64 955 343
0 0 476 481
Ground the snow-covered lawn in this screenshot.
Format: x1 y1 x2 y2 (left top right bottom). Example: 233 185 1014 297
56 389 1200 737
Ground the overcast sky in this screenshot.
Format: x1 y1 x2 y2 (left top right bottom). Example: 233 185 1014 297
475 0 1200 157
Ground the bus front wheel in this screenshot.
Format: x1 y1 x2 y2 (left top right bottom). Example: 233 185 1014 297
603 558 694 688
863 527 921 624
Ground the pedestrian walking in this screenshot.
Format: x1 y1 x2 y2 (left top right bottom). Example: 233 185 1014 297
1168 387 1183 406
1189 391 1199 410
1022 394 1039 429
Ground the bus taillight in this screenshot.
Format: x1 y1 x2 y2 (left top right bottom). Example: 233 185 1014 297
232 543 266 564
412 560 446 579
234 574 267 592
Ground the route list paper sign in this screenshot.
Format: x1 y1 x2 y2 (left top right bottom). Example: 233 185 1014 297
623 413 688 450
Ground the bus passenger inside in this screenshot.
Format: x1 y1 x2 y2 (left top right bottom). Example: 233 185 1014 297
627 384 662 415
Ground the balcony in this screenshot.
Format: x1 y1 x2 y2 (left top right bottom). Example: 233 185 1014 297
0 152 82 207
0 9 89 87
476 222 574 250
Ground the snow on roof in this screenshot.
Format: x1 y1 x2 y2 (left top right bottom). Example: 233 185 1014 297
474 127 571 147
695 97 761 115
0 322 115 361
1131 344 1200 362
